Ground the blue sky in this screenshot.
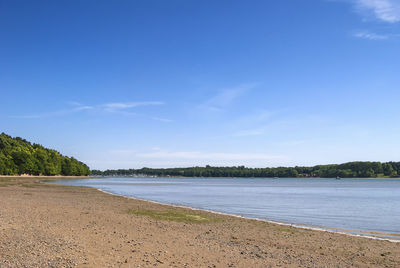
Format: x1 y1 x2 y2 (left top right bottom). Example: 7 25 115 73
1 0 400 170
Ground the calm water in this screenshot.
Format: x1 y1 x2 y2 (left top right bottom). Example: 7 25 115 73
52 177 400 240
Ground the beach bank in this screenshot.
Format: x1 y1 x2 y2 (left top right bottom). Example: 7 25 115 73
0 177 399 267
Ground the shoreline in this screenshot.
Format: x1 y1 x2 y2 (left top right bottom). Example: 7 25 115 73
95 188 400 243
50 176 400 243
1 176 400 267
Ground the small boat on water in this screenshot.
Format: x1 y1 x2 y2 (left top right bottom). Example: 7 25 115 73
336 176 341 180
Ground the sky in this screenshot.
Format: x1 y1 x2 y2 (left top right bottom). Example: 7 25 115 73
1 0 400 170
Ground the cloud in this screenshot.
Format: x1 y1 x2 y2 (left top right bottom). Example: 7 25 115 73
150 116 174 123
200 84 258 112
354 0 400 23
9 104 93 119
228 109 286 138
234 110 276 123
354 31 389 39
101 101 172 123
102 101 164 112
233 129 265 137
9 101 170 122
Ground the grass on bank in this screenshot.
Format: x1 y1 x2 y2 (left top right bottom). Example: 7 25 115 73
127 208 219 223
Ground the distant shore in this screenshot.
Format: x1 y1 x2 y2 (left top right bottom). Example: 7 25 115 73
1 176 399 267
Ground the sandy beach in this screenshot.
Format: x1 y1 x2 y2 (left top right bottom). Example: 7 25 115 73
1 177 399 267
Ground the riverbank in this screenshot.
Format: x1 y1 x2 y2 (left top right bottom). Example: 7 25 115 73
1 177 399 267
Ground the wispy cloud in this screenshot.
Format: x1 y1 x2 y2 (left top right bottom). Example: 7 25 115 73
233 129 265 137
9 103 93 119
70 102 94 111
354 30 389 39
354 0 400 23
233 109 276 123
199 84 258 112
9 100 170 122
102 101 164 112
229 109 283 137
101 101 172 122
150 116 174 123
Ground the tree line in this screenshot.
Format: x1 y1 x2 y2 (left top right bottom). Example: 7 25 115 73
92 161 400 178
0 133 90 176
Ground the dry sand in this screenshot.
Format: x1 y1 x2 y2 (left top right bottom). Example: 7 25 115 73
0 177 399 267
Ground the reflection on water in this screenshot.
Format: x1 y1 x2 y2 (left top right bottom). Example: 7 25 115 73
52 177 400 240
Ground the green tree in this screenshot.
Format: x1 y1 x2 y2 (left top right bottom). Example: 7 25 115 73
0 133 90 176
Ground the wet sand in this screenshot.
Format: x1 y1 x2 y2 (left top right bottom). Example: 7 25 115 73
0 177 399 267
